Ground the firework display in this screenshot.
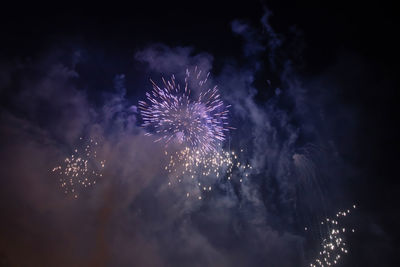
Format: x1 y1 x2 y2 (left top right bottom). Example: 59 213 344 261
309 205 357 266
165 147 252 199
52 138 105 198
137 67 359 264
139 67 231 154
138 68 254 199
1 4 382 266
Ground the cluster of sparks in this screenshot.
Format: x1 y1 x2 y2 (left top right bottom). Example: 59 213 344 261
309 205 357 267
139 67 231 154
52 138 105 198
165 147 252 199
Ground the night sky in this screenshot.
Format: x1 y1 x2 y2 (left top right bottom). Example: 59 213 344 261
0 1 398 266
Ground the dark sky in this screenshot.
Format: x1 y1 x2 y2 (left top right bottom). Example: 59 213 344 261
0 1 398 266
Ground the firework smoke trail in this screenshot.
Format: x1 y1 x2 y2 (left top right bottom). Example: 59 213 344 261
51 137 105 199
165 147 252 199
293 144 325 190
293 145 331 225
138 67 231 154
308 205 357 267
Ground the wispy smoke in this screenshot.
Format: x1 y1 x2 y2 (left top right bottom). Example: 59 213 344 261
0 10 371 267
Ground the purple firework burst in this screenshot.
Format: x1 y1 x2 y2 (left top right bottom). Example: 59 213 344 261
139 67 231 153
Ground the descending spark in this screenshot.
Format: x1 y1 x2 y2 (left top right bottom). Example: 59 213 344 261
293 153 317 182
52 137 105 199
165 147 252 199
308 205 357 267
139 67 231 154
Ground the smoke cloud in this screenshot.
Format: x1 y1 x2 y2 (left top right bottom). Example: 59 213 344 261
0 10 390 267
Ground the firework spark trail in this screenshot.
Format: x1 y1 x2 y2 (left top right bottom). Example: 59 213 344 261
165 147 252 199
52 137 105 199
139 67 231 154
308 205 357 267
